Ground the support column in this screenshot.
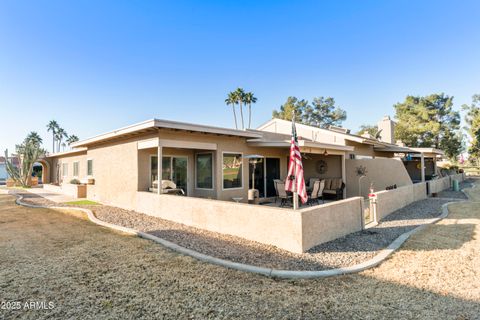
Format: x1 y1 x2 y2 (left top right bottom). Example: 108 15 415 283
341 153 346 199
420 153 425 182
157 145 162 195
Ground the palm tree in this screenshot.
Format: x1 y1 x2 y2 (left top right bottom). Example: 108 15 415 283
234 88 246 129
66 135 79 149
61 142 67 151
46 120 59 153
55 128 68 152
244 92 257 129
225 91 239 129
67 135 79 144
26 131 43 147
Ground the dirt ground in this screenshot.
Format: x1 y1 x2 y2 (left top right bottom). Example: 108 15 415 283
0 190 479 319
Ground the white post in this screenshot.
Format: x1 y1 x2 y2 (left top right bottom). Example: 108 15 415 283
293 191 299 210
420 153 425 182
157 145 162 195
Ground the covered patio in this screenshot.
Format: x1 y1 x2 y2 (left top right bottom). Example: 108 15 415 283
137 133 353 206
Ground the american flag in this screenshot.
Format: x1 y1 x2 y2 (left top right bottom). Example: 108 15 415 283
285 116 308 204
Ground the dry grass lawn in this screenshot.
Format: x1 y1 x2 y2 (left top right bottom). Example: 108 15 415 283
0 189 479 319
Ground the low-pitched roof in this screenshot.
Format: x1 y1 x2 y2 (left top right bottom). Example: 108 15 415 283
71 119 262 148
45 148 88 158
247 129 354 151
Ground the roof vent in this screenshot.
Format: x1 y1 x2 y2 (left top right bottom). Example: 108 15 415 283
328 125 350 134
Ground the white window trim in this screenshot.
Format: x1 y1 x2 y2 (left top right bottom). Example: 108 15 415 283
87 158 94 177
222 151 244 190
62 163 68 178
195 152 214 190
73 161 80 178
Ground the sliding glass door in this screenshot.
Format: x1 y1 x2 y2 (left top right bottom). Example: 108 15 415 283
151 155 188 194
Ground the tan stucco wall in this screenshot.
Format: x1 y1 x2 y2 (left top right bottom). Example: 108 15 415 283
300 197 364 251
136 191 304 252
428 173 464 194
135 191 364 253
373 182 427 221
48 153 88 184
86 137 140 209
346 159 413 198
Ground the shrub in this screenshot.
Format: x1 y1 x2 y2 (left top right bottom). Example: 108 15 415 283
70 179 81 185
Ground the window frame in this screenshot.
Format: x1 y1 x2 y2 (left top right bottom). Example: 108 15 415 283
62 163 68 178
221 151 243 190
87 159 94 177
195 152 214 190
73 161 79 178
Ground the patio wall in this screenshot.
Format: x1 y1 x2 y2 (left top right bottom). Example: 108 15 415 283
134 192 364 253
427 173 465 194
372 182 427 221
345 158 412 198
44 183 86 198
299 197 364 251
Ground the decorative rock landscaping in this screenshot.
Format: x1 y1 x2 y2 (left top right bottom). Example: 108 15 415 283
11 179 473 271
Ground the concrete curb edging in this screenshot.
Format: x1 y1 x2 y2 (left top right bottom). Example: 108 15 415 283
8 189 468 279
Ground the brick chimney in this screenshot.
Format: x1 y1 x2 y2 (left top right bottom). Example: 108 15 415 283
377 116 395 144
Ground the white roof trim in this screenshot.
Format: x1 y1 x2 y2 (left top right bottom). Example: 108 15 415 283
46 147 88 158
247 139 354 151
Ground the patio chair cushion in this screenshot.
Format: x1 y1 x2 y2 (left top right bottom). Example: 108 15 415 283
323 179 332 190
309 178 319 188
323 189 337 195
331 179 341 190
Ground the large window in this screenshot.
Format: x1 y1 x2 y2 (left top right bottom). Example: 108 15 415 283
196 153 213 189
223 153 242 189
150 155 188 192
62 163 68 177
73 162 79 177
87 159 93 176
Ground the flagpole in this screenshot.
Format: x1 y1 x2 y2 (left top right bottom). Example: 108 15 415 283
292 111 299 210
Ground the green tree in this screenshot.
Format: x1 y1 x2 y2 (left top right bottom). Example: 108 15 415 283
244 91 257 129
225 91 239 129
46 120 59 153
272 96 346 128
272 96 309 122
394 93 462 159
302 97 346 128
357 124 382 139
5 132 46 187
463 94 480 162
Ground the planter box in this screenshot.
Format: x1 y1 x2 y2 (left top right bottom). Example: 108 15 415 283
44 183 87 198
6 179 15 187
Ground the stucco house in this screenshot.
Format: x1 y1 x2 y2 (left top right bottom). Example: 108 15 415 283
43 118 353 207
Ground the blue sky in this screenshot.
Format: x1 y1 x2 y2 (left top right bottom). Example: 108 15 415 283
1 0 479 152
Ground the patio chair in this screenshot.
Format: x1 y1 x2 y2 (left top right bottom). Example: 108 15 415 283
308 180 325 205
276 181 293 207
273 179 284 203
151 180 185 195
307 177 320 192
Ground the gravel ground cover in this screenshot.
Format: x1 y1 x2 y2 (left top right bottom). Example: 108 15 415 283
11 185 463 271
435 179 472 199
1 191 479 319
